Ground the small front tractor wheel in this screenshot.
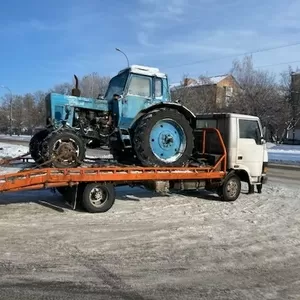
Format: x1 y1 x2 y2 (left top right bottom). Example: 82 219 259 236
29 129 50 164
219 173 241 201
81 183 116 213
44 131 86 168
133 108 194 166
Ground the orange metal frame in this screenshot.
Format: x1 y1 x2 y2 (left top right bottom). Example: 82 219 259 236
0 128 227 193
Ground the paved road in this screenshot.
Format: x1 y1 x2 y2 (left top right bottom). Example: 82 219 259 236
267 165 300 188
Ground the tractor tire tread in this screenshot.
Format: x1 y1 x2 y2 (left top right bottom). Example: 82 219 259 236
42 130 86 168
133 108 194 167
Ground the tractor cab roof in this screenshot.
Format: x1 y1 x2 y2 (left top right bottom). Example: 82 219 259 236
118 65 167 79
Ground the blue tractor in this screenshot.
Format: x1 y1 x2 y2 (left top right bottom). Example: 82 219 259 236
29 65 196 168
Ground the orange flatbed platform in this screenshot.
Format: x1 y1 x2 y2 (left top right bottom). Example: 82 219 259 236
0 165 226 193
0 128 240 212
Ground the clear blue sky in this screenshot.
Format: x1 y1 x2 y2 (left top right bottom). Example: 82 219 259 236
0 0 299 95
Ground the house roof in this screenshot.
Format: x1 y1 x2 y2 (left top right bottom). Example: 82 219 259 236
205 74 228 84
170 74 231 90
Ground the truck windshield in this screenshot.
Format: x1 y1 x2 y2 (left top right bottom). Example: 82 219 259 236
105 70 129 100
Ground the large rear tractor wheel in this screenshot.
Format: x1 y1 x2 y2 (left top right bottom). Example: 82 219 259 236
133 108 194 167
43 131 86 168
29 129 50 164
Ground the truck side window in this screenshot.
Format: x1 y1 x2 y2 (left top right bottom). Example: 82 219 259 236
155 78 162 97
239 119 261 144
128 76 151 97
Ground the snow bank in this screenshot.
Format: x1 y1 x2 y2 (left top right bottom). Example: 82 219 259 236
0 134 31 141
0 142 29 158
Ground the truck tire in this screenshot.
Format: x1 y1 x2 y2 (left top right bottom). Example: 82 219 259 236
43 131 86 168
219 173 241 201
133 108 194 166
81 183 115 213
29 129 49 164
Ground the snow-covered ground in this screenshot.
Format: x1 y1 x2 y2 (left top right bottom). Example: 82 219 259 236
0 134 32 141
0 143 299 298
0 176 299 299
0 142 28 157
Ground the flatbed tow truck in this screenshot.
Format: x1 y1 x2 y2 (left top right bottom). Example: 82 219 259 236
0 114 268 213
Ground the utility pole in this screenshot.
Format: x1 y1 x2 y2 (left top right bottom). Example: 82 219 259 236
0 85 13 136
291 72 300 144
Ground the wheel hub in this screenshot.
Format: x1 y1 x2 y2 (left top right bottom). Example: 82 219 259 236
158 132 175 149
56 142 76 160
150 119 186 162
51 138 80 165
226 179 238 197
93 189 103 200
90 187 106 207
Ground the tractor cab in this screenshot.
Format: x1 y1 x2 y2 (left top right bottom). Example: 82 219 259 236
104 65 171 128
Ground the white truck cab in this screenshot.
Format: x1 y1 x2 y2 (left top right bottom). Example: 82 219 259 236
195 113 268 193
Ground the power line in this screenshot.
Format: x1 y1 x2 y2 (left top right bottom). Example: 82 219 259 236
163 41 300 69
255 60 300 69
169 59 300 84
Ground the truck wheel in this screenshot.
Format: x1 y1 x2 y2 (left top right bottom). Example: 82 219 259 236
43 131 86 168
29 129 49 164
219 173 241 201
133 108 194 166
81 183 115 213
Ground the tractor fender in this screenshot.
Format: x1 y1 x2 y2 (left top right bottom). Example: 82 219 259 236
129 102 196 129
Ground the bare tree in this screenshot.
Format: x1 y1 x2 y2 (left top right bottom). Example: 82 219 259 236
33 91 47 127
79 72 111 98
228 55 291 142
22 93 37 134
50 82 73 95
0 95 11 133
12 95 24 135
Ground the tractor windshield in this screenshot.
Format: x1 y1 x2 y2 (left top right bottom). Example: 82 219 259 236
105 69 129 100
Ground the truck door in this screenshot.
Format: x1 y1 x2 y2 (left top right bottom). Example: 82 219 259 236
237 118 264 178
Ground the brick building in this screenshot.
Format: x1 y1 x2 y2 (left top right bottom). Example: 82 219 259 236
170 74 240 111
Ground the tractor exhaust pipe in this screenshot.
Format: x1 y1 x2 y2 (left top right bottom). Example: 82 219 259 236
71 74 81 97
